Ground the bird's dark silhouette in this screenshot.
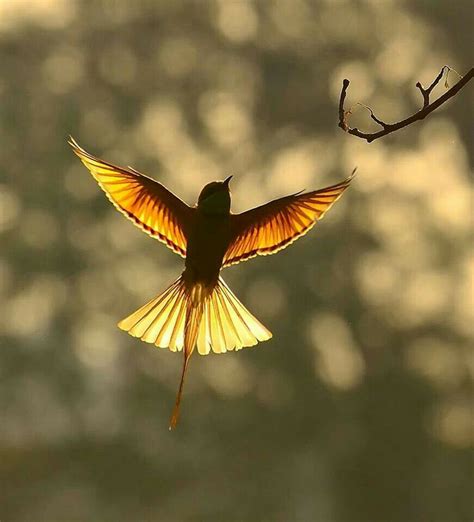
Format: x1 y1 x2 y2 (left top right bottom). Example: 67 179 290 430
69 137 353 428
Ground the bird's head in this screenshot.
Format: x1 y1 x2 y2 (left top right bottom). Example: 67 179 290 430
197 175 232 215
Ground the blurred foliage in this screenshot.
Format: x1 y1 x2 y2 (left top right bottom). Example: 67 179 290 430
0 1 472 521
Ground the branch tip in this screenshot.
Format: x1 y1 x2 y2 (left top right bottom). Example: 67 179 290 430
337 66 473 143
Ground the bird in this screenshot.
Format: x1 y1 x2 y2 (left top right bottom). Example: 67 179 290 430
69 137 354 429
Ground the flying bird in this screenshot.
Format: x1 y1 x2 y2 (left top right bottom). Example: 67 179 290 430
69 137 354 429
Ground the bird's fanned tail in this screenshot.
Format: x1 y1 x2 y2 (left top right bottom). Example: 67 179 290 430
117 276 272 427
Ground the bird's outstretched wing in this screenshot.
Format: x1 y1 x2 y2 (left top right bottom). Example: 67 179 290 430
69 137 194 257
223 174 354 267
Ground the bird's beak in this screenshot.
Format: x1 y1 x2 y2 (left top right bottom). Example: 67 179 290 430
223 175 233 187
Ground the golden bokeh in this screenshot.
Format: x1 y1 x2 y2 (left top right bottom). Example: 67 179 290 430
0 0 472 520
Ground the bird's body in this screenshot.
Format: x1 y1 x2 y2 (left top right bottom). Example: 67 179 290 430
184 193 231 287
69 137 354 428
169 180 234 427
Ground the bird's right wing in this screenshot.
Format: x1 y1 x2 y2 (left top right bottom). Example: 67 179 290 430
69 137 195 257
223 175 353 267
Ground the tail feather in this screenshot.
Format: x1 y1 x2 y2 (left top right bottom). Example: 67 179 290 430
118 275 272 427
196 278 272 354
118 277 186 351
118 276 271 354
169 292 204 430
169 354 191 430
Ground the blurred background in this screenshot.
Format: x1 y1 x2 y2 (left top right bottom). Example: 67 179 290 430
0 0 472 520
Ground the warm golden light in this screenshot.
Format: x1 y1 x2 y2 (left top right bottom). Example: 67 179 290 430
1 1 471 519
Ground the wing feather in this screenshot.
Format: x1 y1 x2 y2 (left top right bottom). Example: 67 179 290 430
69 137 194 257
223 174 354 267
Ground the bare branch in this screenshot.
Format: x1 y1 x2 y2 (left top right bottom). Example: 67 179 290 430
415 65 447 107
357 103 392 130
338 66 474 143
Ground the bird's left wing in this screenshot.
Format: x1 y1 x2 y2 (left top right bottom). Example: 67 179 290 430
223 175 353 267
69 137 194 257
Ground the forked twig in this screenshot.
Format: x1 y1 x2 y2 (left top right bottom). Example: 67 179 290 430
338 66 473 143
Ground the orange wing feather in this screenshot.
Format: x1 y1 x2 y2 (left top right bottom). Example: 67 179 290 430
69 137 194 257
224 174 354 267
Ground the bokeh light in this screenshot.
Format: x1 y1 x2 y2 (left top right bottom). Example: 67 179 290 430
0 1 472 521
